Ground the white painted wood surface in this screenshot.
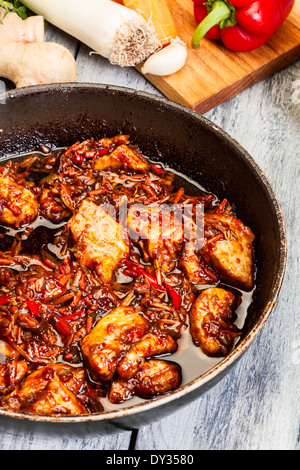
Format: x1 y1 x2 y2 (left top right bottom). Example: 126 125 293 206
0 22 299 451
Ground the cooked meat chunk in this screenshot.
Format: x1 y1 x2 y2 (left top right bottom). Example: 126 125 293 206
0 339 19 361
21 378 88 415
117 329 178 380
94 144 149 172
0 174 38 228
0 364 88 415
178 208 215 284
135 359 182 399
81 307 149 381
180 242 218 284
127 205 183 272
0 360 28 396
204 213 255 290
68 199 129 284
107 374 136 404
189 287 238 357
98 134 130 149
109 359 182 403
39 188 71 223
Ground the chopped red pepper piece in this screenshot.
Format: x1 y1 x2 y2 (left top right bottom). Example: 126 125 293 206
0 296 11 306
123 260 181 309
50 315 72 336
206 233 224 247
216 198 228 213
164 283 181 309
0 258 15 266
173 187 185 204
150 164 166 176
97 148 111 156
123 260 165 292
26 300 40 316
63 309 85 322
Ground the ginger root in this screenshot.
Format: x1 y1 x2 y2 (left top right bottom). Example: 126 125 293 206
0 7 44 43
0 8 77 88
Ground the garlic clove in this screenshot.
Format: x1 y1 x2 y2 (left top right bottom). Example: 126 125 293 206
141 38 187 76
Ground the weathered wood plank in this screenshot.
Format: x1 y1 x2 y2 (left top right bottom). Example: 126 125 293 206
44 22 79 57
76 43 160 95
0 416 132 450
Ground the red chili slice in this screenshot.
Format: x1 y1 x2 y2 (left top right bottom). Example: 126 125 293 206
26 300 40 316
0 296 11 306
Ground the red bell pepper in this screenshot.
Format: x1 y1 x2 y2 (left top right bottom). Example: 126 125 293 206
192 0 295 52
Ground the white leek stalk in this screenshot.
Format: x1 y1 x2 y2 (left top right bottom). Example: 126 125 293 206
21 0 160 66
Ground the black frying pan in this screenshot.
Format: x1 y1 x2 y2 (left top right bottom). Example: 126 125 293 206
0 84 286 429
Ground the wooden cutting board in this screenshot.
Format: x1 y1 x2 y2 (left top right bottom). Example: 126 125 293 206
142 0 300 113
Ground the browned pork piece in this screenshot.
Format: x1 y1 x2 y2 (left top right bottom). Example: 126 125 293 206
0 339 19 361
81 307 149 381
109 359 182 403
0 174 38 228
180 242 218 284
68 198 129 284
0 339 28 396
127 205 183 272
94 144 149 172
189 287 239 357
177 206 217 285
39 187 71 223
98 134 130 148
204 213 255 291
116 329 178 380
0 360 28 396
0 363 88 415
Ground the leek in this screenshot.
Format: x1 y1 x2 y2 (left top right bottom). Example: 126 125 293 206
21 0 160 66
